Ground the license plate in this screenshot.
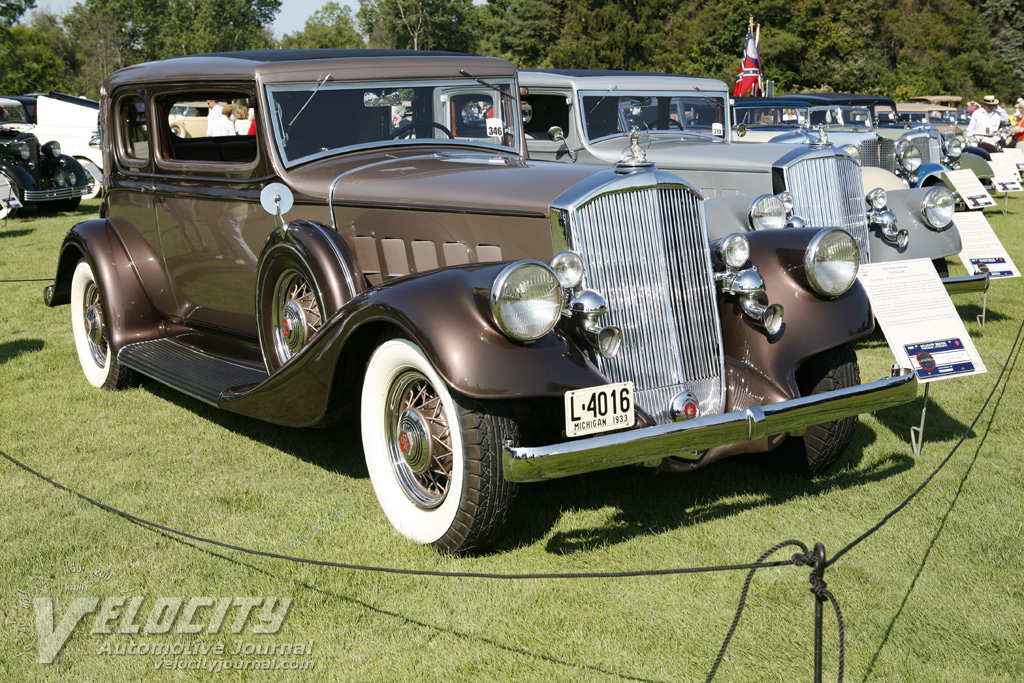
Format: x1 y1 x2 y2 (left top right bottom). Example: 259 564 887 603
564 382 635 438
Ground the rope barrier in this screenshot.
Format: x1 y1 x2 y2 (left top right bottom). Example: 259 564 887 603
0 277 50 283
1 299 1019 681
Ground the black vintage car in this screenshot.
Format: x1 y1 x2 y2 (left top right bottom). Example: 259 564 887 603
0 97 92 213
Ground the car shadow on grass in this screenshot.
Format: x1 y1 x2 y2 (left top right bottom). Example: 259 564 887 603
953 300 1007 326
142 380 367 479
494 390 971 556
0 338 45 365
0 227 34 238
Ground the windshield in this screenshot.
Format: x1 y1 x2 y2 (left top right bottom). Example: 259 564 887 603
808 106 872 127
734 105 809 127
266 77 520 167
897 112 928 124
579 91 728 142
0 103 27 125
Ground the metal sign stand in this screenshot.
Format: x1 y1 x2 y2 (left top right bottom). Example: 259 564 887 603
909 382 931 456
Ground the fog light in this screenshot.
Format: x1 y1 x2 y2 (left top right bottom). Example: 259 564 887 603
549 251 585 289
714 233 750 268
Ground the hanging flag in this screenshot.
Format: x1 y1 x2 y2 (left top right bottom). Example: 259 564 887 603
733 17 763 97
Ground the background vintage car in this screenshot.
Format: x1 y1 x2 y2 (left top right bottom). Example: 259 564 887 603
0 96 92 213
45 50 916 553
519 70 966 279
775 93 994 189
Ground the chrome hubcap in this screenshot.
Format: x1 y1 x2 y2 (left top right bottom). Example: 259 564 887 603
385 370 452 509
272 269 321 365
82 282 107 367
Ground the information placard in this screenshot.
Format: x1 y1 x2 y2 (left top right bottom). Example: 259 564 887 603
857 259 986 383
944 169 996 209
997 146 1024 173
987 153 1023 192
954 211 1020 278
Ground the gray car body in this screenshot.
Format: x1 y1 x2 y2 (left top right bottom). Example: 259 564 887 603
520 69 962 266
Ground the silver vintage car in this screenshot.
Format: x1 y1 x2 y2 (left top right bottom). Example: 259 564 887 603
520 70 975 285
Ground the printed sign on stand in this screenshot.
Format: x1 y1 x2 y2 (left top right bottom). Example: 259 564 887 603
857 259 986 384
954 211 1020 278
997 146 1024 173
987 153 1023 192
943 169 996 209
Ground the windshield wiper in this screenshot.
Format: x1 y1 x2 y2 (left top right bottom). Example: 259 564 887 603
458 70 512 100
288 72 332 128
587 85 619 115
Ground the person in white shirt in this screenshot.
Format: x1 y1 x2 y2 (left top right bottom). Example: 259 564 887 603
966 95 1006 138
206 101 235 137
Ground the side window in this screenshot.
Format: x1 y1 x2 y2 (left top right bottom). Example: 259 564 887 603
521 94 569 139
119 95 149 161
157 92 257 165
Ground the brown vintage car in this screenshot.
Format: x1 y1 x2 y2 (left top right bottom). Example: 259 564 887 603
44 50 917 553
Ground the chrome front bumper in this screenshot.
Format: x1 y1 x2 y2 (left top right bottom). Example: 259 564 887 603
503 367 918 482
941 273 990 295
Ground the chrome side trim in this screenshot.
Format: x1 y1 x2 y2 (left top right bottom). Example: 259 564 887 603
503 368 918 482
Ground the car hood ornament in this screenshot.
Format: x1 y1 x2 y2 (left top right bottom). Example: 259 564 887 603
616 128 654 169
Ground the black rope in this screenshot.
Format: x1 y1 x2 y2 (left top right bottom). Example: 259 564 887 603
0 277 50 283
705 540 809 682
0 447 797 580
827 312 1024 568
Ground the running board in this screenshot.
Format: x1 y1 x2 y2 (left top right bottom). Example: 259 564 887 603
118 338 268 406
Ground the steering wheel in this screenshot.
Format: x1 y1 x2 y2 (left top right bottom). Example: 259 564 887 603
668 117 684 131
389 122 454 140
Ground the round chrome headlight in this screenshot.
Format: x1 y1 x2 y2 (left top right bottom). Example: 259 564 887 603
967 135 980 146
842 144 862 165
804 229 860 297
490 261 563 341
921 185 955 229
42 141 61 159
10 141 29 161
549 251 585 289
748 194 786 231
866 187 888 211
715 233 750 268
897 142 922 172
54 170 67 187
944 135 965 159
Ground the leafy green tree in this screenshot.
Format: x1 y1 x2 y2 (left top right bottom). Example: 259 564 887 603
358 0 477 52
0 24 67 94
280 2 364 49
477 0 565 67
0 0 35 26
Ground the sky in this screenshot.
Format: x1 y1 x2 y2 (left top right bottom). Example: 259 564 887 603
34 0 359 40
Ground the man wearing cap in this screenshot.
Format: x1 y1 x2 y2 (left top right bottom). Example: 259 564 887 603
966 95 1007 138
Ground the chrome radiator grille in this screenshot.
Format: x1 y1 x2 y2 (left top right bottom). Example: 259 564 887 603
909 135 941 164
565 187 724 425
859 138 896 174
784 155 871 263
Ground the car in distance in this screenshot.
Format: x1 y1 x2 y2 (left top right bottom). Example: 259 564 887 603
518 70 968 284
45 50 918 553
0 97 93 213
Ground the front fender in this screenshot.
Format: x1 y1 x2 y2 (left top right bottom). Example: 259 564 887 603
0 162 37 190
718 228 874 409
221 263 608 426
876 187 961 262
956 152 993 181
914 162 947 188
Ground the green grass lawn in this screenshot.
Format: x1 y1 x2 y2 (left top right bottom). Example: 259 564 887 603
1 197 1022 681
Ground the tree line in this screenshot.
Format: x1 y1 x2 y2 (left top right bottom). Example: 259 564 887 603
1 0 1020 103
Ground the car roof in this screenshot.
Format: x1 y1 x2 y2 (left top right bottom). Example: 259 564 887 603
522 69 728 93
775 93 898 109
734 98 814 108
105 49 517 89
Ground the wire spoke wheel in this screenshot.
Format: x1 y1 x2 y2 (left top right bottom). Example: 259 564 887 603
271 267 323 366
386 370 453 509
362 338 520 553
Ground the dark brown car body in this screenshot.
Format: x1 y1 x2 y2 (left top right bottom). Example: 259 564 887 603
46 50 916 553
